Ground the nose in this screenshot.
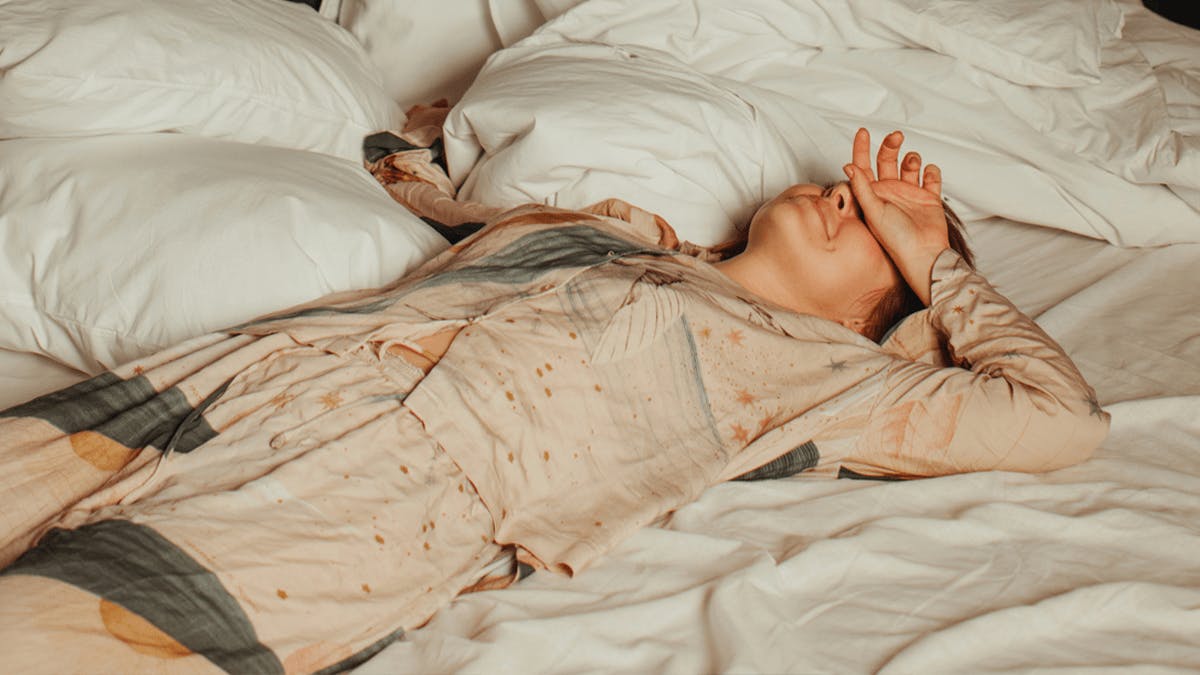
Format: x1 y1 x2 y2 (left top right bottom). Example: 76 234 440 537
825 182 856 219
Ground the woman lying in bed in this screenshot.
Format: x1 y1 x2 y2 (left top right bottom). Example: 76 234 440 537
0 126 1107 673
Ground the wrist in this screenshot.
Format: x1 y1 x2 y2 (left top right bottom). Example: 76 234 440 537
899 246 949 306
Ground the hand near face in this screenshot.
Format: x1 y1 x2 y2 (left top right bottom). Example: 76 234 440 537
843 129 950 306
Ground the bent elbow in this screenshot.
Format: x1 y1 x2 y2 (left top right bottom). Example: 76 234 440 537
1013 398 1110 472
1066 400 1110 467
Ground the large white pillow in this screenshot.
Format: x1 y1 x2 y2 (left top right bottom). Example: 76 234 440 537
847 0 1126 88
331 0 557 108
445 42 784 246
0 134 448 373
0 0 403 161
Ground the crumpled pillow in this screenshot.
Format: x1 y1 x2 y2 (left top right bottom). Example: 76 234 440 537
0 134 447 372
0 0 402 160
847 0 1126 87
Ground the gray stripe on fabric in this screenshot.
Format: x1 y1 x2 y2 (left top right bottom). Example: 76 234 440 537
311 628 405 675
2 520 282 674
1 372 125 417
157 379 232 455
0 372 218 454
2 372 151 426
411 226 659 290
734 440 819 481
242 226 664 325
679 315 724 451
837 466 909 481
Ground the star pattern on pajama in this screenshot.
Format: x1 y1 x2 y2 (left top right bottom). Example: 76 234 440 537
269 392 296 410
320 391 344 410
730 423 751 444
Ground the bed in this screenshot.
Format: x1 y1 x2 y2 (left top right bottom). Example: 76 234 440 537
1 0 1197 671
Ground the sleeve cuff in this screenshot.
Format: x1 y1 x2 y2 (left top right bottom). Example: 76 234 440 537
928 248 974 308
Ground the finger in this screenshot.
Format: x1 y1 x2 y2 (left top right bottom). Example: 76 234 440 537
844 164 886 225
900 152 921 184
852 128 875 179
876 131 903 180
923 164 942 198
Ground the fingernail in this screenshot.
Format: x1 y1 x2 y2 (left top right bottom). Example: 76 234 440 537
843 165 854 178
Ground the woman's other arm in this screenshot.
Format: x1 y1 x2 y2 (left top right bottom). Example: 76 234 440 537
841 129 1107 476
844 250 1109 477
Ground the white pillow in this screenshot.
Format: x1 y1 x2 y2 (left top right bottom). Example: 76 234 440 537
332 0 581 108
445 42 777 246
0 0 403 161
847 0 1126 88
0 134 448 373
334 0 505 107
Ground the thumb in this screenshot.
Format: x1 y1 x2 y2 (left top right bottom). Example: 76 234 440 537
843 164 885 225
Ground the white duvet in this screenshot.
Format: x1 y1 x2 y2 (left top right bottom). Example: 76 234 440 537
353 1 1200 672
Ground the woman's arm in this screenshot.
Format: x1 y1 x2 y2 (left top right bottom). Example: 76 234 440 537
843 249 1109 477
840 129 1107 476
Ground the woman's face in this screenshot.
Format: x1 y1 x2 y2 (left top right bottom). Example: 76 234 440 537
745 181 903 326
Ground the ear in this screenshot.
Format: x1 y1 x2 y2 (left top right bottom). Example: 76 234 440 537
838 316 869 335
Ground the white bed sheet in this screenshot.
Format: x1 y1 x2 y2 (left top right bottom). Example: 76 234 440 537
356 217 1200 673
0 349 87 411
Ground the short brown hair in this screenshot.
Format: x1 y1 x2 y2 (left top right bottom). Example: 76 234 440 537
862 200 974 342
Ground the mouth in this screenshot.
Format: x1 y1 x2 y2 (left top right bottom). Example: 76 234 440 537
774 185 845 242
784 196 838 241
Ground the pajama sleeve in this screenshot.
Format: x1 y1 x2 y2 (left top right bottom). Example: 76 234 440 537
843 249 1110 477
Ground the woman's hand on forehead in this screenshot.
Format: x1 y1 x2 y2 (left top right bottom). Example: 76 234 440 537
842 129 951 306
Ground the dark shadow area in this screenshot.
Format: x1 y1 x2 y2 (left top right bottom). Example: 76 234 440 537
1143 0 1200 29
